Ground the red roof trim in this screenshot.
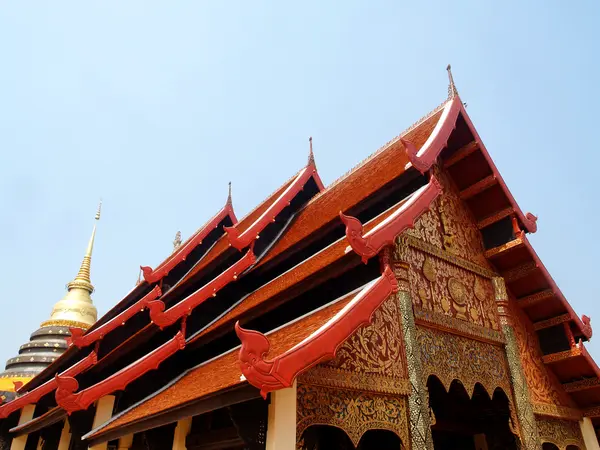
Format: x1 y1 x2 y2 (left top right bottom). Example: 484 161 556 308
55 330 186 414
520 234 592 339
457 102 538 233
147 246 256 329
225 162 321 251
141 203 237 283
0 350 97 419
340 176 442 263
68 286 162 348
403 97 461 174
234 265 398 398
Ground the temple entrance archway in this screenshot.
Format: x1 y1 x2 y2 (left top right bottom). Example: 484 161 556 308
542 444 582 450
299 425 403 450
356 429 402 449
427 375 519 450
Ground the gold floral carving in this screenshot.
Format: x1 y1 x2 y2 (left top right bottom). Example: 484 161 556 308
510 303 576 410
296 383 409 447
422 257 436 282
536 417 585 449
407 245 500 331
416 326 512 398
532 403 582 421
405 170 491 267
326 297 406 379
413 307 505 345
299 366 410 396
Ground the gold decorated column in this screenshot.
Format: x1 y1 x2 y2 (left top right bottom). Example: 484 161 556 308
394 245 434 450
493 277 541 449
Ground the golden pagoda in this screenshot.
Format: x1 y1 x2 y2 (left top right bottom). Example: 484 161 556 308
0 204 101 402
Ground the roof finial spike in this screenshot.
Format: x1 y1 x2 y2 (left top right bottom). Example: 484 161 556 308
447 64 458 99
95 199 102 221
308 136 315 166
173 231 182 253
227 181 232 206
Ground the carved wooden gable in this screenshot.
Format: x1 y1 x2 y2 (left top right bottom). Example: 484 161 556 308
404 170 501 331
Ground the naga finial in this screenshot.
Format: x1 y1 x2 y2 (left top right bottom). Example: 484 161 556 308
308 136 315 166
173 231 182 253
447 64 458 99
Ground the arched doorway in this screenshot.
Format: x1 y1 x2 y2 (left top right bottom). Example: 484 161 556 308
357 429 402 449
299 425 355 450
542 444 559 450
427 375 519 449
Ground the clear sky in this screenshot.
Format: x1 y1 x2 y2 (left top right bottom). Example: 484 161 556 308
0 1 599 367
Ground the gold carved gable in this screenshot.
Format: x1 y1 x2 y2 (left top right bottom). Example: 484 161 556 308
296 383 409 447
326 296 407 379
406 245 500 331
536 417 585 449
510 302 576 411
416 326 512 398
405 169 490 268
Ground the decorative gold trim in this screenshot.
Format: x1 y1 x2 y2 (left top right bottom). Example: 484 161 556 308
39 319 90 330
584 406 600 418
299 366 411 396
563 377 600 393
533 403 582 421
484 237 524 259
533 314 571 331
502 262 537 283
517 289 554 308
477 207 514 230
414 307 505 345
403 235 496 279
536 416 585 449
542 348 582 364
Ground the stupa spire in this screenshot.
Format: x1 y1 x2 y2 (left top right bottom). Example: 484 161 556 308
67 201 101 293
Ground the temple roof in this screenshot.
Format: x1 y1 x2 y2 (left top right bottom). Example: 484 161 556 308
1 70 597 443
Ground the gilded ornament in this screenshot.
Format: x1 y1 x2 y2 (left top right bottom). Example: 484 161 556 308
422 257 436 282
296 383 409 447
536 417 585 449
474 277 486 302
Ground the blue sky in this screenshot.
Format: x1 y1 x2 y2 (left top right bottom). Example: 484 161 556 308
0 1 598 367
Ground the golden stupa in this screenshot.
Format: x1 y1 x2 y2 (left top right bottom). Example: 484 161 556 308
0 204 101 401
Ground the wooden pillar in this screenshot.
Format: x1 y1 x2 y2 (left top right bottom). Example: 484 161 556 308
117 434 133 450
265 380 296 450
10 405 36 450
171 418 191 450
580 417 600 450
493 277 541 450
394 244 434 450
57 420 71 450
88 395 116 450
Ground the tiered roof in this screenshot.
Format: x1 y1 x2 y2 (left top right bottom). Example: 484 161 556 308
2 71 598 444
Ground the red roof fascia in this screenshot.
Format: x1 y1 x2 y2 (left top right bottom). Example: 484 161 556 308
141 203 237 284
225 161 322 251
68 286 162 348
403 98 461 173
55 330 186 414
458 102 538 233
147 246 256 329
340 176 442 263
0 350 97 419
520 234 592 339
234 265 398 398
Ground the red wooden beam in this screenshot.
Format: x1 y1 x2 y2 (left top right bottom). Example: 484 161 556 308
340 176 442 263
225 161 321 251
147 246 256 329
55 330 186 414
0 350 97 419
68 286 162 348
235 265 398 398
141 202 237 283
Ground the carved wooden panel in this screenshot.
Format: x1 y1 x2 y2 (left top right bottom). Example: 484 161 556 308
405 170 490 268
325 296 407 379
416 326 512 398
296 383 409 447
407 246 500 331
536 417 585 449
510 302 576 413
